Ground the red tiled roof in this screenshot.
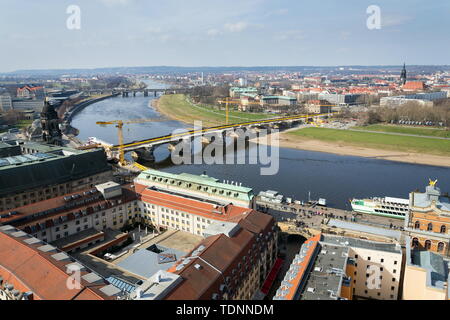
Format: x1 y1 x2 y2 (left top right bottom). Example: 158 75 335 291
0 184 136 232
0 230 113 300
403 81 425 90
137 185 252 222
165 211 276 300
276 233 321 300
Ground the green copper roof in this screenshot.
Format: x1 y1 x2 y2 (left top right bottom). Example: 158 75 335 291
137 169 254 202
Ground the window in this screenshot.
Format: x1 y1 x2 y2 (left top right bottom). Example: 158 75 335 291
438 242 445 252
425 240 432 250
414 221 420 229
440 225 446 234
412 238 419 248
427 223 433 231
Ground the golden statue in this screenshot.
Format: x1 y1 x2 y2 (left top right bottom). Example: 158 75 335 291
429 179 438 187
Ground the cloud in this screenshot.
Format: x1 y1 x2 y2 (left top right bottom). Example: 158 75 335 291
224 22 249 33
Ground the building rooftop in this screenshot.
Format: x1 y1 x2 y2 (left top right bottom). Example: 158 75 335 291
411 250 449 289
0 184 137 233
0 141 111 197
131 270 183 300
138 187 253 223
136 169 254 199
0 225 117 300
164 211 275 300
117 245 186 279
274 234 321 300
411 184 450 212
327 219 402 240
321 234 402 254
300 243 349 300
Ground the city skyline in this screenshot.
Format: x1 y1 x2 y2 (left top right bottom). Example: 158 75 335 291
1 0 450 72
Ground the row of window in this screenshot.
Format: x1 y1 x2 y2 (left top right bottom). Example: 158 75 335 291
414 221 447 234
148 175 241 198
412 238 446 252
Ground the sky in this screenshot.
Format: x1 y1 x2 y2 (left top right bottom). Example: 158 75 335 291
0 0 449 72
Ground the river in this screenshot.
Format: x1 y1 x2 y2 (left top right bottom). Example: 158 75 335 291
71 80 450 210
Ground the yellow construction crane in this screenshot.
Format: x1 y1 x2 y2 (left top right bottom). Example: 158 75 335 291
218 98 262 124
96 118 167 166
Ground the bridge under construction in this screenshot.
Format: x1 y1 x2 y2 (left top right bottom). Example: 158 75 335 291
98 112 332 165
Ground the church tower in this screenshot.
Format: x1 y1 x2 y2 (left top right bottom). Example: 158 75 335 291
40 98 62 146
400 63 407 85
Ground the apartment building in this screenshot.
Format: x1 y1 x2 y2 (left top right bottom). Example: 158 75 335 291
0 183 138 248
274 234 403 301
136 210 278 300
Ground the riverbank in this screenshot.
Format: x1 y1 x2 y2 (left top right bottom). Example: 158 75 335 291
154 95 450 167
153 94 272 127
254 130 450 168
64 93 119 143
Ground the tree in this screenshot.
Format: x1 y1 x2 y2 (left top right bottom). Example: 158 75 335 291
367 110 382 124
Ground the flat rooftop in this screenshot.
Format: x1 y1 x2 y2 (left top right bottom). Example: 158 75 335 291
321 234 402 254
327 219 402 240
300 243 349 300
114 230 202 279
411 250 449 289
51 228 103 250
117 245 186 279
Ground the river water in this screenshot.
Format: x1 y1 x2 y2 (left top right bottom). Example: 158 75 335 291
71 80 450 210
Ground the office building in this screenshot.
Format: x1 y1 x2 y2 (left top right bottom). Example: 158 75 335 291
136 183 256 237
0 88 12 112
0 183 138 250
0 141 113 211
134 169 255 209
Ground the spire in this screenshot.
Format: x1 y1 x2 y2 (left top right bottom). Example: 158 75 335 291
400 63 407 85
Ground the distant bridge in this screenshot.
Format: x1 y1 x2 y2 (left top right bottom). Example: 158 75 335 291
102 113 332 162
85 88 191 97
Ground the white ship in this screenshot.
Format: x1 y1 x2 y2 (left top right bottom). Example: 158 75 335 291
350 196 409 219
